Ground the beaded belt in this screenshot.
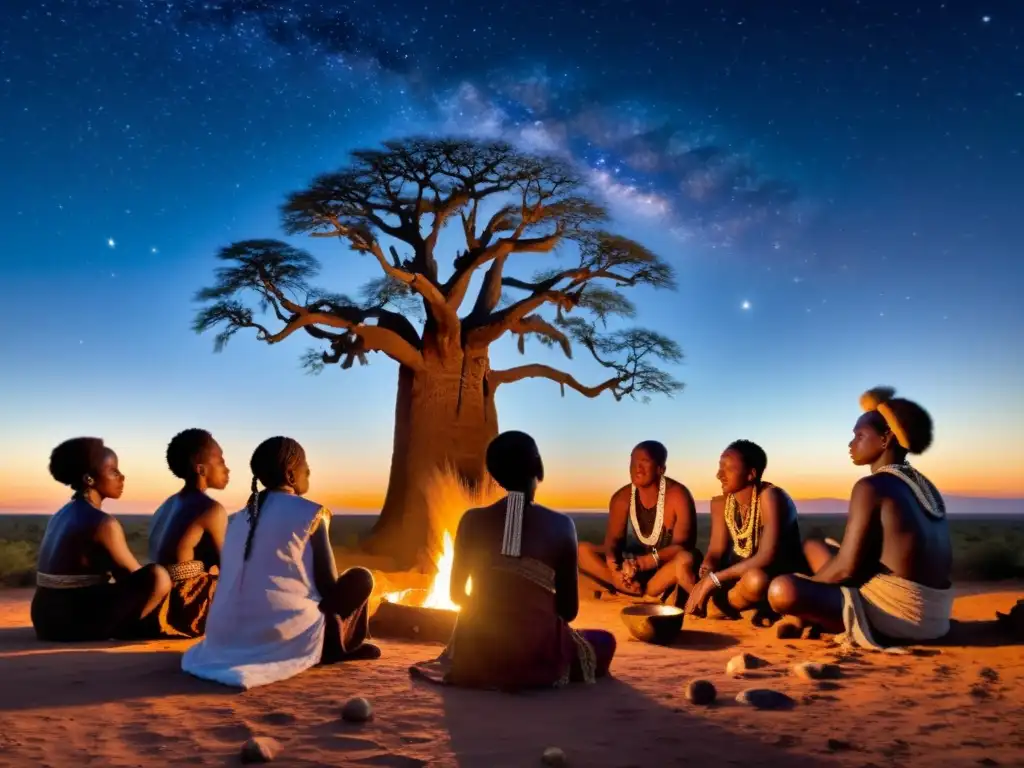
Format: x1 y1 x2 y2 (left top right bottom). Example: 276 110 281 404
36 572 110 589
166 559 206 582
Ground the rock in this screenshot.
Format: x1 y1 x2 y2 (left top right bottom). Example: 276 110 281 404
541 746 568 766
826 738 852 752
978 667 1000 683
801 624 822 640
792 662 842 681
735 688 796 710
776 622 802 640
240 737 281 764
684 679 717 706
725 653 766 677
341 697 374 723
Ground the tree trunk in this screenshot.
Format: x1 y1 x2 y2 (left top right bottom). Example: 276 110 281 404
362 349 498 569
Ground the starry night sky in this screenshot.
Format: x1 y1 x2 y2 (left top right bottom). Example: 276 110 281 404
1 0 1021 513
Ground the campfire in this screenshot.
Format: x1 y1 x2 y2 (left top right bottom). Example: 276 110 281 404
370 468 496 643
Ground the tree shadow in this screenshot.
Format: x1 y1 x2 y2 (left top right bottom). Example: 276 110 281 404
425 676 843 767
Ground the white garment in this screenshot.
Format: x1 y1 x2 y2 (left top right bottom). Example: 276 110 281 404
182 491 330 689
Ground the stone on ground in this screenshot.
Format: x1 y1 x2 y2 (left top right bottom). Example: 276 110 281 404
726 652 767 677
240 737 281 764
542 746 568 766
342 697 374 723
792 662 842 681
735 688 797 710
684 679 717 706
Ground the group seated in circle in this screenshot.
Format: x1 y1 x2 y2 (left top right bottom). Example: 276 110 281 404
30 385 953 687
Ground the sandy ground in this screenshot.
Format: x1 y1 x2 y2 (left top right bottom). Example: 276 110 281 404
1 583 1022 768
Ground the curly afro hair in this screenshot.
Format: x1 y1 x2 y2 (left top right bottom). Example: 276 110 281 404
49 437 108 489
166 428 217 480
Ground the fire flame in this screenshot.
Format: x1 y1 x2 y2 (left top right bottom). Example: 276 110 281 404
380 464 497 612
420 531 471 612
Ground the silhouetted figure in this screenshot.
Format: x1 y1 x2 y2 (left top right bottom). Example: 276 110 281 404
684 440 806 624
578 441 699 603
182 437 379 689
31 438 171 642
146 429 229 638
411 431 616 690
768 388 954 651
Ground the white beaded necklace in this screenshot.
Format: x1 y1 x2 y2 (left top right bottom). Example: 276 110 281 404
873 462 946 520
629 476 666 547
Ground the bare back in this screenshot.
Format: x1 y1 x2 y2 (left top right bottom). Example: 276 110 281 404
872 474 952 589
452 500 580 621
149 490 225 569
37 500 122 576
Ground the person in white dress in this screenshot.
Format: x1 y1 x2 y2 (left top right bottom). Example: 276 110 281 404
182 436 380 689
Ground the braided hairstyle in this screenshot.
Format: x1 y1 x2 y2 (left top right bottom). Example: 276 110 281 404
244 436 306 561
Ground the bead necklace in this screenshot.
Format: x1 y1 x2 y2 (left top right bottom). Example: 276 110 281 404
629 476 666 547
873 462 946 520
724 486 761 558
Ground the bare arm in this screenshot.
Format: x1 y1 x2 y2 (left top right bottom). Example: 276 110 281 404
310 511 340 598
200 501 228 568
712 487 786 583
813 479 880 585
701 498 729 574
638 484 693 572
555 518 581 622
450 510 474 607
96 516 143 580
603 489 629 570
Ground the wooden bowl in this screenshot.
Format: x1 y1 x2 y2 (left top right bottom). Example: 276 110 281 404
620 604 684 645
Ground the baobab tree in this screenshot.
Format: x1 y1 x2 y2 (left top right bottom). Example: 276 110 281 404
195 137 682 567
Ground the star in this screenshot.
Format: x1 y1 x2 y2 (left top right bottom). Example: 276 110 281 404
107 238 116 248
741 300 751 311
981 15 992 24
151 247 159 254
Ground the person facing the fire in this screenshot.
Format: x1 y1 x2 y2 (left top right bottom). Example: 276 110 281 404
410 430 616 691
182 436 380 689
577 440 700 604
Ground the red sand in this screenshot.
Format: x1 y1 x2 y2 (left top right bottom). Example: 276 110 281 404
1 584 1022 767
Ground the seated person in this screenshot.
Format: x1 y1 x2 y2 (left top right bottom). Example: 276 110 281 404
578 441 699 602
146 428 229 638
767 387 954 651
182 436 379 689
685 440 805 623
31 438 172 642
410 431 616 691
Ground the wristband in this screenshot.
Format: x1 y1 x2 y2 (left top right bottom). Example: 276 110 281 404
709 572 722 589
651 549 660 567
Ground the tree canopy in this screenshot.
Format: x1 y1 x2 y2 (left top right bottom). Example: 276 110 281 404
195 137 683 401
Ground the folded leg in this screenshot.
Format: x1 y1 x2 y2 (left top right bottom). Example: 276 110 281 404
767 574 845 634
320 567 381 664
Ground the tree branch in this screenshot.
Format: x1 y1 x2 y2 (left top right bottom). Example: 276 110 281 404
488 364 619 398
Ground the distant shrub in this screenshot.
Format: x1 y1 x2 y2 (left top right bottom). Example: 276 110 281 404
956 542 1024 582
0 540 38 587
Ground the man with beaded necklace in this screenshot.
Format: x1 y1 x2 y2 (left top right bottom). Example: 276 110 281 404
766 387 954 651
578 441 700 603
684 440 806 622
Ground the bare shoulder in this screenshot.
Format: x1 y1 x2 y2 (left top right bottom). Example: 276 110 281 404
709 494 725 513
665 478 694 504
610 484 631 509
760 484 790 506
94 511 123 537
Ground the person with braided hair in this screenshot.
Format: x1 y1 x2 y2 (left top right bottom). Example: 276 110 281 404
31 437 172 642
411 431 615 691
146 429 229 638
767 387 954 651
684 440 806 623
182 436 379 689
